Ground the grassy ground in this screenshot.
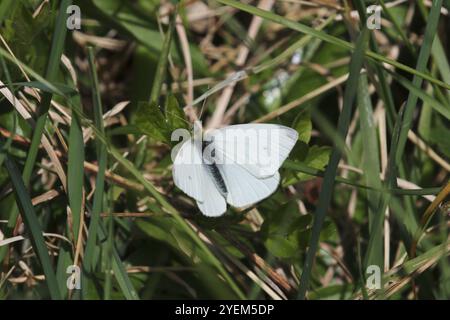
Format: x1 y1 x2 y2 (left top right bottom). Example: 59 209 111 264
0 0 449 300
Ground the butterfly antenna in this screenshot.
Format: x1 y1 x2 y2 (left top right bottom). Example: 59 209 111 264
198 85 210 121
165 109 192 127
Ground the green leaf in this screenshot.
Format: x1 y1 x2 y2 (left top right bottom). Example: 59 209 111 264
135 101 171 144
283 145 331 186
0 0 15 24
293 110 312 144
165 94 189 131
262 201 312 258
1 1 53 78
265 235 298 258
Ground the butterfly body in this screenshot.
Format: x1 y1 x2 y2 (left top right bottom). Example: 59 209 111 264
205 162 228 196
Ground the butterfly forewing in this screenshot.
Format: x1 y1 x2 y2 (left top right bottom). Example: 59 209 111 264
206 124 298 178
173 139 227 216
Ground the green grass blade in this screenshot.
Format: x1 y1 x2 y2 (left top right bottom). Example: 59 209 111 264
283 160 441 196
82 47 108 298
354 0 397 129
390 71 450 120
68 112 85 243
0 48 64 96
103 189 114 300
216 0 450 91
395 0 444 164
297 28 369 299
431 38 450 101
357 72 383 269
56 243 73 299
378 0 417 56
0 0 14 24
0 54 19 264
5 0 72 247
3 155 62 300
22 0 72 185
367 107 407 267
252 14 335 74
98 222 139 300
1 36 244 299
370 239 450 299
149 10 175 105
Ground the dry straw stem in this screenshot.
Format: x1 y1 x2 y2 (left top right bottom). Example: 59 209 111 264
208 0 275 129
376 106 391 272
338 164 436 203
253 73 349 123
0 81 67 191
175 14 197 122
72 31 127 51
223 232 293 293
410 182 450 258
0 32 70 191
407 130 450 172
186 220 285 300
218 0 450 90
0 127 144 193
363 239 450 300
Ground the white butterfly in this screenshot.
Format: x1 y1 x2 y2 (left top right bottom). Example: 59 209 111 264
172 123 298 217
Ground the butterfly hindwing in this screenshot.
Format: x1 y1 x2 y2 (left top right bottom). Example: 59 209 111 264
172 139 226 216
217 161 280 208
196 189 227 217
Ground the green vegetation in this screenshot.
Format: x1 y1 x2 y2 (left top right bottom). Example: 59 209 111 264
0 0 449 300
